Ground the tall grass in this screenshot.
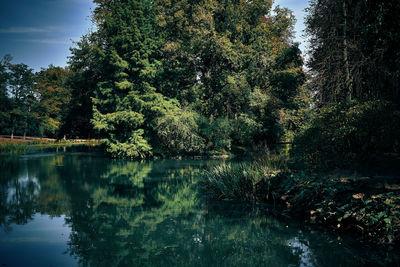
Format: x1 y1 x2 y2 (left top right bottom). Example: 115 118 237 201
202 153 287 201
0 139 101 154
0 142 28 154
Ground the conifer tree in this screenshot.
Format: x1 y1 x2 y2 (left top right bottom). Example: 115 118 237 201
91 0 180 158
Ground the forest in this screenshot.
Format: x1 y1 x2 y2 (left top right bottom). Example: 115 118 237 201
3 0 306 158
1 0 398 161
1 0 400 250
1 0 398 164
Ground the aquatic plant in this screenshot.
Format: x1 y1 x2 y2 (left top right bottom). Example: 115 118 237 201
0 139 101 154
201 160 282 202
0 141 28 154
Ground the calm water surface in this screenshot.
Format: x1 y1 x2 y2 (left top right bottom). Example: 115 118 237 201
0 153 395 266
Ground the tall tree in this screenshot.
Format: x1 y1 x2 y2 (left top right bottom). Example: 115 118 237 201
0 55 12 134
35 66 71 138
62 35 102 139
70 0 305 157
7 63 36 139
90 0 180 158
155 0 304 146
306 0 400 104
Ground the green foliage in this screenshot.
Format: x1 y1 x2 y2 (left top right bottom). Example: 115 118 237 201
0 141 28 154
155 0 305 151
272 173 400 246
103 129 152 158
232 114 261 146
202 163 262 202
293 100 400 167
1 58 74 139
202 158 400 246
198 117 233 152
2 0 306 157
62 35 101 139
35 66 71 137
90 0 179 158
155 108 205 154
202 156 285 202
306 0 400 104
6 62 37 137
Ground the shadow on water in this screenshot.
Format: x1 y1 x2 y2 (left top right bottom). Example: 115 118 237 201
0 153 398 266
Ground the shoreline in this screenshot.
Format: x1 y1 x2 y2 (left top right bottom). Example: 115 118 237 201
202 164 400 251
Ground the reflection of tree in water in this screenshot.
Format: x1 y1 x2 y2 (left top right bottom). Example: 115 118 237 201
66 160 205 266
0 155 384 266
35 155 71 216
0 155 83 230
0 157 40 230
65 159 322 267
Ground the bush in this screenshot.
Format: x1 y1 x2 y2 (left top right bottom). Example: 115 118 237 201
293 100 400 167
201 159 283 202
155 108 205 154
198 117 233 153
232 114 261 146
202 163 262 201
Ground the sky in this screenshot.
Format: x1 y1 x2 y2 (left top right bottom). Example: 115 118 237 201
273 0 309 55
0 0 309 72
0 0 95 71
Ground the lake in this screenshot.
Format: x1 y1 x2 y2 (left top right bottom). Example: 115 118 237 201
0 152 393 266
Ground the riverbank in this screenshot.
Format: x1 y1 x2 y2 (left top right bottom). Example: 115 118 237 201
201 161 400 250
0 138 101 154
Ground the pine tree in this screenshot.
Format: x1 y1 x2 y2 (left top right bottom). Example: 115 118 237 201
91 0 180 158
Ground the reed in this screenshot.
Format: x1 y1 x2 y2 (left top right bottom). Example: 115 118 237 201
0 141 28 154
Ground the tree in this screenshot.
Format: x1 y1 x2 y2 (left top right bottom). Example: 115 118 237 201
35 65 71 138
0 55 12 134
306 0 400 104
294 0 400 166
155 0 305 148
68 0 305 157
62 35 103 139
7 63 36 139
90 0 181 158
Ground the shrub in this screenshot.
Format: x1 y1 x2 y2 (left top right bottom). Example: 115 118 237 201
293 100 400 167
232 114 261 146
201 159 283 202
155 108 205 154
198 117 233 153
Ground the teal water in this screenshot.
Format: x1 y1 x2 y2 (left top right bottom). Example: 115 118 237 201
0 153 395 266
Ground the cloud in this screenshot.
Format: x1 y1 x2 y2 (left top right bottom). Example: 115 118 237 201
0 26 62 34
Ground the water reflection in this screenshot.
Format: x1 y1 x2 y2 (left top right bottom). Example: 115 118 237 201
0 154 394 266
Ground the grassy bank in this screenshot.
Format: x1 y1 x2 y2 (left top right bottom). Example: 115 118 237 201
201 159 400 248
0 141 29 154
0 139 101 154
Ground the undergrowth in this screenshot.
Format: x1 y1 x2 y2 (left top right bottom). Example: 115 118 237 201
201 155 400 247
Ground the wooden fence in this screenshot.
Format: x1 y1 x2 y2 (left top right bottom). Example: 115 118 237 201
0 135 93 142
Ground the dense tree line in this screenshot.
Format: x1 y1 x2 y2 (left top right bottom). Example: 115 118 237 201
305 0 400 104
3 0 397 163
0 0 305 157
67 0 305 157
294 0 400 167
0 57 79 139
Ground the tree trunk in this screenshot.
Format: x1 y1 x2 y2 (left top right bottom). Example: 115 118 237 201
11 117 15 140
23 106 30 140
343 0 352 101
